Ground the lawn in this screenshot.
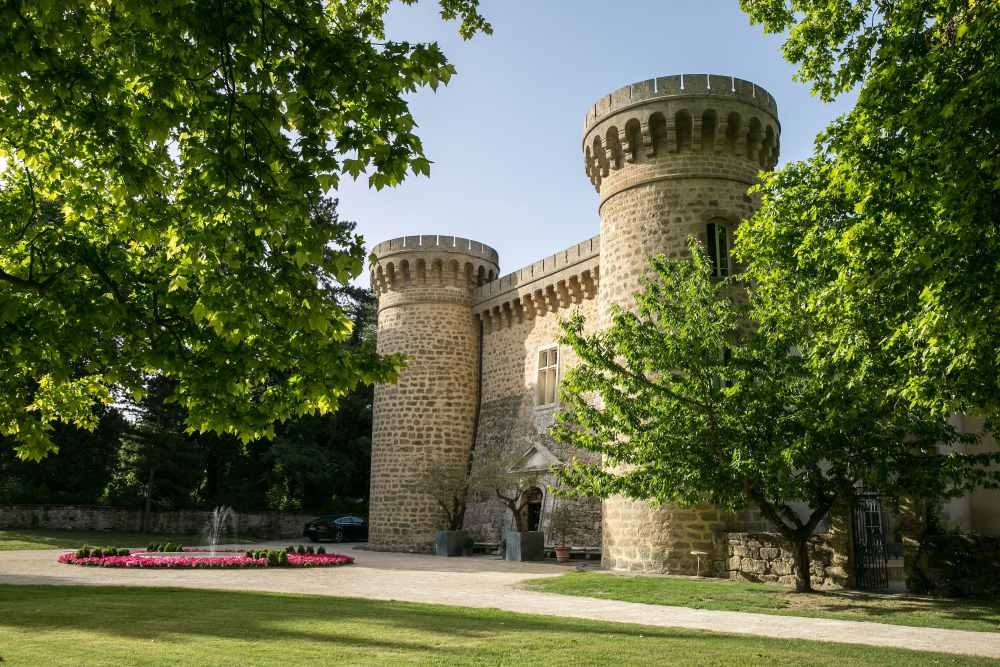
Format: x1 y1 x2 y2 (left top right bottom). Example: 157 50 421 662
0 585 992 666
525 572 1000 634
0 528 262 551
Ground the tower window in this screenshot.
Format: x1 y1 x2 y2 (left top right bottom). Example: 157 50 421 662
536 347 559 406
706 222 731 278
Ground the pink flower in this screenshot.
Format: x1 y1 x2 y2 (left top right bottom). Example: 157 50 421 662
287 553 355 567
58 549 354 569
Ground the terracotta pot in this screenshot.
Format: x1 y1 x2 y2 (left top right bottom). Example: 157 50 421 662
554 545 571 563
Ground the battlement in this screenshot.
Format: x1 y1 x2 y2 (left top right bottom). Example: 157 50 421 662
584 74 777 132
371 235 499 264
582 74 781 193
473 236 600 332
370 234 500 298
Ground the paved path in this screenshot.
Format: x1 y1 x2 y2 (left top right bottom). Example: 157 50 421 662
1 543 998 659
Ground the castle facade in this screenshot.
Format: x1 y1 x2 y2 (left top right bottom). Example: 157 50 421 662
366 73 1000 582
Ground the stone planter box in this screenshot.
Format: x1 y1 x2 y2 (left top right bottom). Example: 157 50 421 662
505 530 544 561
435 530 468 557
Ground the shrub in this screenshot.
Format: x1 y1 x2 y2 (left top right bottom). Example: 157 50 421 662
908 532 1000 599
306 546 314 554
75 547 89 558
297 545 306 554
317 546 326 554
286 546 296 554
118 548 130 556
278 550 289 566
267 551 280 566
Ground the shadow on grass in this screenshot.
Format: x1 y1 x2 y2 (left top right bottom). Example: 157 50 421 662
2 585 997 666
0 584 714 656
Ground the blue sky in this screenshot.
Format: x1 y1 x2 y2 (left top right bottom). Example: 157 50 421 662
338 1 857 285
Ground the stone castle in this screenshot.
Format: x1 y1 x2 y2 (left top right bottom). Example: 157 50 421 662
365 73 999 582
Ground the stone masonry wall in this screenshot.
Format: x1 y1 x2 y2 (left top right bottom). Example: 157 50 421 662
726 532 849 589
369 285 480 552
590 76 779 575
368 236 499 553
0 504 314 539
463 291 602 548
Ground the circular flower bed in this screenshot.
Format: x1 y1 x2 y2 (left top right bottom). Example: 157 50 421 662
58 547 354 569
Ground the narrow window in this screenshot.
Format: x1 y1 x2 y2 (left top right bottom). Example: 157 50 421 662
706 222 731 278
536 347 559 406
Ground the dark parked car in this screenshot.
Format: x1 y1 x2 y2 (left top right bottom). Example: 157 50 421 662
303 515 368 543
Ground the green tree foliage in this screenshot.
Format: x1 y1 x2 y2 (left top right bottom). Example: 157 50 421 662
0 0 492 459
553 243 996 591
0 405 126 504
107 282 380 514
738 0 1000 421
3 281 383 516
104 375 207 521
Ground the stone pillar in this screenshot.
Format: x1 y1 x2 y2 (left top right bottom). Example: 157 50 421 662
368 235 499 551
582 74 781 573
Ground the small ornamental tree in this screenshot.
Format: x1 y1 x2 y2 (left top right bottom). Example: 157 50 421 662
409 458 471 532
552 241 998 592
470 448 546 534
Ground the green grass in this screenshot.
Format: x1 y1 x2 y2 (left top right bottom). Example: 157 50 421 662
0 528 262 551
0 585 992 666
525 572 1000 634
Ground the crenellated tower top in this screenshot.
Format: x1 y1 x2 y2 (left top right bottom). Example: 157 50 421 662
583 73 781 197
370 235 500 300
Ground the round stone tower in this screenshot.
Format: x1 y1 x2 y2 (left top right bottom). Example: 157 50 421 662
368 235 499 551
583 74 780 573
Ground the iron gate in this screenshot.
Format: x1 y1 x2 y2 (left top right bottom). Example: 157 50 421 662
852 493 889 590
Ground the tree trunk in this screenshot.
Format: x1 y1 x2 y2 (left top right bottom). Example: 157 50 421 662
792 537 812 593
141 466 156 533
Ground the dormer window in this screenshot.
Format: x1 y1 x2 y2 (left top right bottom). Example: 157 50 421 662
536 346 559 406
706 222 731 278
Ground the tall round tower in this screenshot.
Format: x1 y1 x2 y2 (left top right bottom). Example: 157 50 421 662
368 235 499 551
583 74 780 573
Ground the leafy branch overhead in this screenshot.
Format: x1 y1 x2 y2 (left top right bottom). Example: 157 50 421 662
739 0 1000 422
0 1 491 459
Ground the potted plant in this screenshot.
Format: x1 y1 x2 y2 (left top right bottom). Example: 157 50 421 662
470 448 547 561
547 501 574 563
410 459 471 557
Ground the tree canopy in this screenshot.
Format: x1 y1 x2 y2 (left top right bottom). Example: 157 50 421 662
553 243 995 591
739 0 1000 422
0 0 491 459
2 282 380 515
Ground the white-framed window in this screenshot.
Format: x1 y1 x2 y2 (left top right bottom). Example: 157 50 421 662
536 346 560 406
706 221 731 278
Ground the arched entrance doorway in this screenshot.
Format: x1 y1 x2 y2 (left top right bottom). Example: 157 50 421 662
522 487 543 532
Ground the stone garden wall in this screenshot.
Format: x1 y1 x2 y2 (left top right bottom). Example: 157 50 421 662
725 532 849 588
0 504 317 539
